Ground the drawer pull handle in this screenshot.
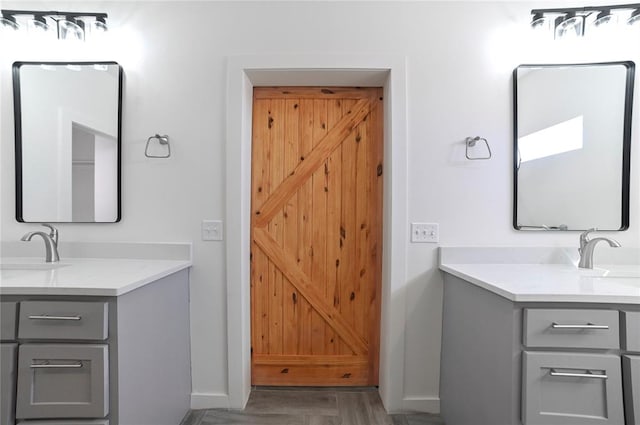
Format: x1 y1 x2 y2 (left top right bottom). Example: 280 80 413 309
30 361 83 369
551 322 609 330
28 314 82 321
549 369 607 379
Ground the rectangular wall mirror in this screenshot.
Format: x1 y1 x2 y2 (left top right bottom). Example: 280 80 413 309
13 61 122 223
513 61 635 231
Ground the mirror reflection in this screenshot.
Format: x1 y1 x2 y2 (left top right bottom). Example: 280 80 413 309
13 62 122 223
513 62 634 231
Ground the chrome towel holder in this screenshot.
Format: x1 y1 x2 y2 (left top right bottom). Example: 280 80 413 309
145 134 171 158
465 136 492 160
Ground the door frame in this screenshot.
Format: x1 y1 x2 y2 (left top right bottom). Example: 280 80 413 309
224 54 409 412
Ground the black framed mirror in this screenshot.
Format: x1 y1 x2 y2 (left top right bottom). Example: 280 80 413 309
513 61 635 231
13 61 122 223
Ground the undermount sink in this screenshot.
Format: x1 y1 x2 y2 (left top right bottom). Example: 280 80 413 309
580 266 640 279
0 263 69 271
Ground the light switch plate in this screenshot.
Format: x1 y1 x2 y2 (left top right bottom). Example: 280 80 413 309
202 220 223 241
411 222 439 243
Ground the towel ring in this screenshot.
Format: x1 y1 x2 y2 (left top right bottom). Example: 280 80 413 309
465 136 491 160
145 134 171 158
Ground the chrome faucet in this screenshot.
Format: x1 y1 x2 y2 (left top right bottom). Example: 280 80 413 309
578 228 621 269
21 224 60 263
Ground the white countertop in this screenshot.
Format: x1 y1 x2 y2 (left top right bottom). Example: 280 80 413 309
0 257 192 296
439 247 640 304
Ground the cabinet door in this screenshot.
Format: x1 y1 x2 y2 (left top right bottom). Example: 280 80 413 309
1 343 17 425
16 344 108 419
623 355 640 425
522 351 624 425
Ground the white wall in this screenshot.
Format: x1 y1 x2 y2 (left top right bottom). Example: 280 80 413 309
1 0 639 413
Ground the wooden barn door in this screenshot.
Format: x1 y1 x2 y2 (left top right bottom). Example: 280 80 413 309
250 87 383 386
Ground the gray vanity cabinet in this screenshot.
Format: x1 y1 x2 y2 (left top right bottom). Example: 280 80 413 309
0 268 191 425
440 273 638 425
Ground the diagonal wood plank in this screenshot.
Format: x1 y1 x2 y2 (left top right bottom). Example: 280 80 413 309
254 227 368 355
255 98 371 228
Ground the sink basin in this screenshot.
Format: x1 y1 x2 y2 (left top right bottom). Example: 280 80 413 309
0 263 68 271
580 267 640 279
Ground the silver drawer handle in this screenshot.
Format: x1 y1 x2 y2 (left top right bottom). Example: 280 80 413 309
28 314 82 321
30 361 83 369
551 322 609 330
550 369 607 379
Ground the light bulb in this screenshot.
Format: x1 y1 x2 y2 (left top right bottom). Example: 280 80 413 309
59 17 84 41
628 9 640 26
555 13 585 39
593 11 617 27
27 16 53 40
531 13 549 31
0 15 19 31
92 17 108 33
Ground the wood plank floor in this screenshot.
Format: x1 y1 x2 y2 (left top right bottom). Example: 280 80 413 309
180 387 444 425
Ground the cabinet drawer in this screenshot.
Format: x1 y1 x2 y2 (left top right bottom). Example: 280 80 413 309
1 343 17 425
523 308 619 349
18 301 108 340
522 351 624 425
1 301 18 340
623 355 640 425
16 344 109 419
622 311 640 352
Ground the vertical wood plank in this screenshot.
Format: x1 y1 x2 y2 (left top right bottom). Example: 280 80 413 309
251 97 271 356
367 88 384 383
268 99 285 355
355 117 369 341
338 99 358 355
298 98 315 355
283 99 300 354
311 99 328 354
325 98 344 355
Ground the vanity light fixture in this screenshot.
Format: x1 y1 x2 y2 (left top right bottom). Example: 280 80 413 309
0 9 108 41
530 3 640 39
629 8 640 25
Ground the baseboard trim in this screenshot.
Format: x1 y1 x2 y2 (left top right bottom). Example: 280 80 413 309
401 396 440 413
191 392 230 409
